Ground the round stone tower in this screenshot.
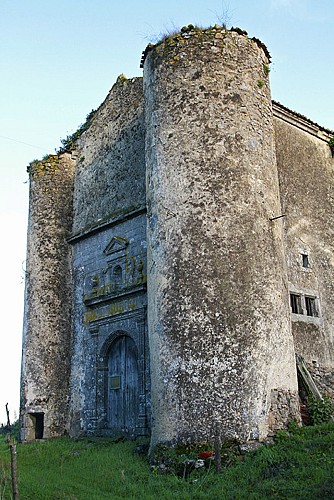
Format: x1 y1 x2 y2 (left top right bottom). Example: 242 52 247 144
143 26 300 447
20 153 76 441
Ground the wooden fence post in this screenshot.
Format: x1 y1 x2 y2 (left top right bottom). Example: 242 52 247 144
5 404 19 500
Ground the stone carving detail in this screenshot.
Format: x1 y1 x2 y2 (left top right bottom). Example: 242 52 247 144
83 253 146 306
104 236 129 256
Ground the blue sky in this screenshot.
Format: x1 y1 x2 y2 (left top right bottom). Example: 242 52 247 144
0 0 333 424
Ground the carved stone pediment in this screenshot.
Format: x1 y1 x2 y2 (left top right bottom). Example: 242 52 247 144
103 236 129 256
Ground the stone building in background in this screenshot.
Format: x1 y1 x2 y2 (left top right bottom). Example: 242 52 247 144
20 26 334 446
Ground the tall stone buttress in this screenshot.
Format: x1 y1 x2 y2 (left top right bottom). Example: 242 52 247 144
20 153 76 440
143 27 300 446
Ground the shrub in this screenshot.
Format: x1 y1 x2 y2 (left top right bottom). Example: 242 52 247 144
308 396 333 425
58 109 96 153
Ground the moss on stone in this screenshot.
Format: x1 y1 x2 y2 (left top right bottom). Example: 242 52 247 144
141 25 271 70
116 74 129 85
27 155 61 177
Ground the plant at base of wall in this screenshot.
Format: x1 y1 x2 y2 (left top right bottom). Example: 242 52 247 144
308 396 333 425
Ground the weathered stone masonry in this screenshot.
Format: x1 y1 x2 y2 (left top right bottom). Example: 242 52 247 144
144 29 298 445
20 25 334 445
20 153 76 440
67 76 150 437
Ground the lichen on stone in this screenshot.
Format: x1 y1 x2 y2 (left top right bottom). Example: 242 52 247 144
27 154 61 177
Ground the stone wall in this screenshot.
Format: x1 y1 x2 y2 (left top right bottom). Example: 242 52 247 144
306 362 334 402
69 75 149 437
69 214 149 436
72 76 145 235
274 113 334 371
20 153 76 440
268 389 301 435
273 109 334 413
144 26 299 447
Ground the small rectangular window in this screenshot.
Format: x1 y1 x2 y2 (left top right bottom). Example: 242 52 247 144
305 296 318 317
302 254 309 268
290 294 302 314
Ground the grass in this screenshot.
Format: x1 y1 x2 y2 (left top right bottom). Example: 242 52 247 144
1 422 334 499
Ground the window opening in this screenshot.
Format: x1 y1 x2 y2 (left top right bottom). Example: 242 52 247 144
290 293 302 314
305 296 318 317
113 265 123 289
302 254 309 268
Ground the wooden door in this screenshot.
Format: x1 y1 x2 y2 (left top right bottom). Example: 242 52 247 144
108 335 139 433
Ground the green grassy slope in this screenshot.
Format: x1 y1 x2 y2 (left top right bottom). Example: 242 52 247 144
1 422 334 499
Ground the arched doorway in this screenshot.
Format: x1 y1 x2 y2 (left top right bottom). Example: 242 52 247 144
107 335 139 434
